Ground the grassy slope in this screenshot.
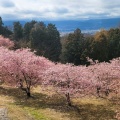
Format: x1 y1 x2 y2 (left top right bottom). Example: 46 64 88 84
0 85 119 120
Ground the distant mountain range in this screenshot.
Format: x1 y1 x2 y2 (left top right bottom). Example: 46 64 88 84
3 17 120 35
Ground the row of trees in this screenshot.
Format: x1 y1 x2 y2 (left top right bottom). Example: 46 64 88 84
61 28 120 65
12 20 61 62
0 17 12 37
12 22 120 65
0 17 61 62
0 36 119 107
0 16 120 65
13 20 120 65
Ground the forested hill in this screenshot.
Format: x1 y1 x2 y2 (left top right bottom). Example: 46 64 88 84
3 17 120 34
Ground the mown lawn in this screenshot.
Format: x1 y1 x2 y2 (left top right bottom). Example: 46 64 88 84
0 85 119 120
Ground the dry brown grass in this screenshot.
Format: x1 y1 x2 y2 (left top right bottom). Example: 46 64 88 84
0 85 119 120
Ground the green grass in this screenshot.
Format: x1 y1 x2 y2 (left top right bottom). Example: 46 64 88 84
0 85 119 120
24 107 49 120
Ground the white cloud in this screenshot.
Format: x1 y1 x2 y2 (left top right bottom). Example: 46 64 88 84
0 0 120 20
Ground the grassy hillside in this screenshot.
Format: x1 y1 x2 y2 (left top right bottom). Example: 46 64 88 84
0 85 119 120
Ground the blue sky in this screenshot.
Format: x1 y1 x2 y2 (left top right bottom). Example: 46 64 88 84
0 0 120 20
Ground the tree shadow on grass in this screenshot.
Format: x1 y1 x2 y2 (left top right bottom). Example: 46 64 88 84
0 86 116 120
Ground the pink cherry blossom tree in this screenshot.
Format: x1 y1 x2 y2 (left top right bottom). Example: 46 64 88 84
87 57 120 98
0 35 14 48
14 48 54 97
43 63 95 106
87 57 120 119
0 47 54 97
88 63 112 97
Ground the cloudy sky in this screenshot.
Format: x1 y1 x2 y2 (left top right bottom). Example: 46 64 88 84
0 0 120 21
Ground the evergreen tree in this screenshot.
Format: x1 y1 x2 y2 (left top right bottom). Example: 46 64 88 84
45 23 61 61
30 22 61 62
108 28 120 59
23 20 36 41
0 16 12 37
90 30 109 62
0 17 3 35
62 28 84 65
13 21 23 41
30 22 47 55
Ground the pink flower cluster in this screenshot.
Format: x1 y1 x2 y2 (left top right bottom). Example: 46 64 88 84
0 35 14 48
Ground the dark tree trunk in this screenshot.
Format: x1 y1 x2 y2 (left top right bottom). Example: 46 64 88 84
66 93 72 106
19 84 31 98
26 91 31 98
96 86 101 97
26 87 31 98
105 89 109 96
